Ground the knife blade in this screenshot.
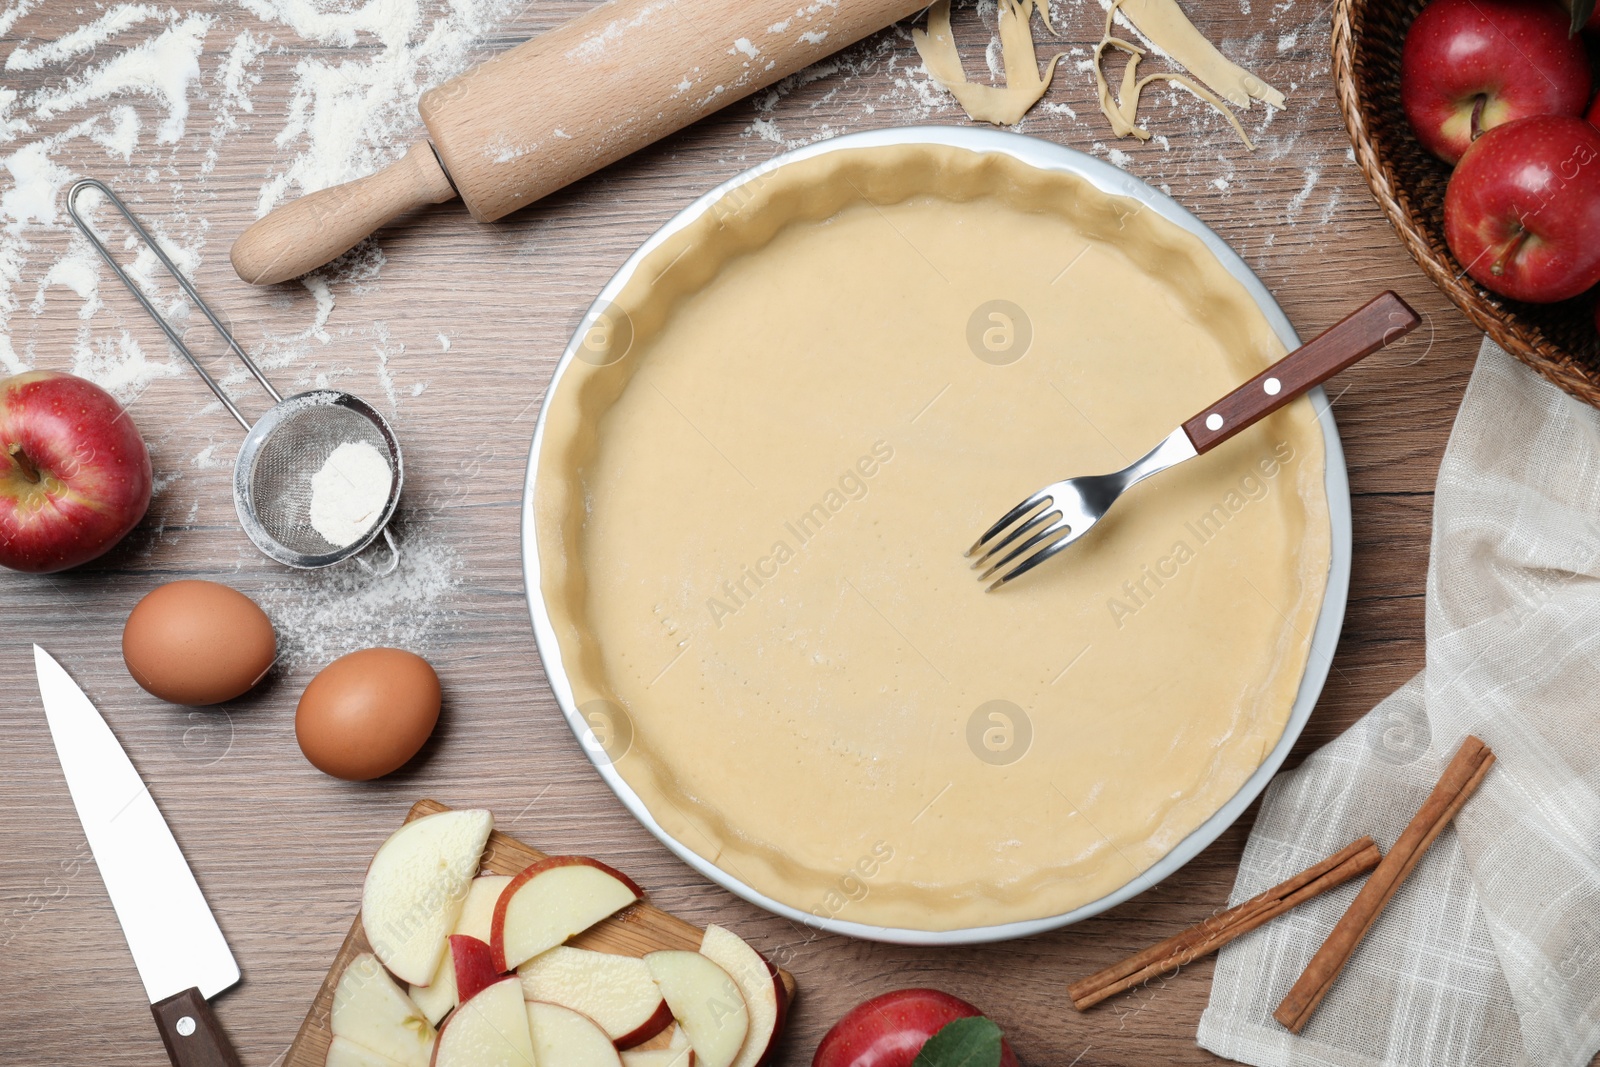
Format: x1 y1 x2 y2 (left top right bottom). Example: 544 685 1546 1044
35 644 243 1067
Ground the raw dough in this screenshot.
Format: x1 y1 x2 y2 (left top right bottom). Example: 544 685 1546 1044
534 144 1330 931
912 0 1285 146
1095 0 1256 148
913 0 1062 126
1094 0 1283 147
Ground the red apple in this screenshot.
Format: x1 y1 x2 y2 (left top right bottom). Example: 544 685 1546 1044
1401 0 1591 165
1444 115 1600 301
1588 89 1599 128
0 370 151 573
812 990 1018 1067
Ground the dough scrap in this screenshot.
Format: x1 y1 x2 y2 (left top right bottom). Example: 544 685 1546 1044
1113 0 1285 110
1093 0 1283 148
913 0 1063 126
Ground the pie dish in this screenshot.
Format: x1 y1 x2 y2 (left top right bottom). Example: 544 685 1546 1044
523 126 1352 944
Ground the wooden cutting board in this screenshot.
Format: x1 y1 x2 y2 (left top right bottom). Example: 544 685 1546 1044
283 799 798 1067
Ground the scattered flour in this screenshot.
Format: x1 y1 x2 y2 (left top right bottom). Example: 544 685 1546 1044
28 13 211 144
244 0 516 218
0 0 483 648
309 440 394 548
257 528 463 669
5 5 168 72
1284 166 1318 221
0 0 42 42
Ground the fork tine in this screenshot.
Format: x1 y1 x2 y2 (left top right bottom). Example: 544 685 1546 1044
986 525 1080 591
977 516 1072 582
969 505 1062 570
966 491 1052 557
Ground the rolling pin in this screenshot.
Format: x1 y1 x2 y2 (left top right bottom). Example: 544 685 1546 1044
231 0 928 285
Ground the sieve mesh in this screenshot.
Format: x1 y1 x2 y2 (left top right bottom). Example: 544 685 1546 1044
249 403 393 556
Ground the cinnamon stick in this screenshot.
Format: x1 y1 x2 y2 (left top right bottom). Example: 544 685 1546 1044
1069 835 1383 1011
1273 735 1496 1033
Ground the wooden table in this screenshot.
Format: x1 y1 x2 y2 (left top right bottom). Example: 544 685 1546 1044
0 2 1483 1065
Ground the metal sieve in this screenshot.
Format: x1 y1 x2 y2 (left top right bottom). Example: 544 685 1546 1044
67 178 403 572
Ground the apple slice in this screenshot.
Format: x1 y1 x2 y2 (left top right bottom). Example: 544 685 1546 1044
518 946 672 1048
490 856 643 971
431 977 534 1067
527 1000 626 1067
331 953 437 1067
698 926 785 1067
411 874 511 1024
449 935 500 1004
620 1049 696 1067
362 809 493 986
326 1035 409 1067
621 1028 696 1067
643 951 748 1067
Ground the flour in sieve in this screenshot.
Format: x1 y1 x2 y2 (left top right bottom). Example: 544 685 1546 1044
309 440 392 548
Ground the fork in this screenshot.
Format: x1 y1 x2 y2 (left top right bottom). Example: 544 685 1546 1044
969 291 1421 590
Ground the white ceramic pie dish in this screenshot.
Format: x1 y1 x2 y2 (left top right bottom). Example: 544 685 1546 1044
521 125 1353 945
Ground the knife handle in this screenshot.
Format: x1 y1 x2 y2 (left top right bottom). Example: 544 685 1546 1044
152 988 243 1067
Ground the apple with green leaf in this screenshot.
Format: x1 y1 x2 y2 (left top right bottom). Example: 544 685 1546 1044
812 990 1018 1067
0 370 152 573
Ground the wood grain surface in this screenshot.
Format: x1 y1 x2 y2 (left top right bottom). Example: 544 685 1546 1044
0 1 1513 1065
283 800 796 1067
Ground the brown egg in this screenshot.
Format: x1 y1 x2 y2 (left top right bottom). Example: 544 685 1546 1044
122 580 277 705
296 648 441 781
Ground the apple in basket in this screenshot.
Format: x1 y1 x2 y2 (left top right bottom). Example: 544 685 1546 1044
1443 115 1600 303
1400 0 1591 165
0 370 152 573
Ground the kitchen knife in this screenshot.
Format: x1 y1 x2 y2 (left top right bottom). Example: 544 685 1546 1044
34 644 242 1067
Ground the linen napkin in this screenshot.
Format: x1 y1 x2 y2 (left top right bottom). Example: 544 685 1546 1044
1196 339 1600 1067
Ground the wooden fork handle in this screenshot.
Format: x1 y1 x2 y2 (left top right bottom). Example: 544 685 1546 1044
1181 291 1420 454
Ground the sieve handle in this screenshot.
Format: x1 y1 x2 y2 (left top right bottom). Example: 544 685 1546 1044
355 527 401 578
66 178 280 430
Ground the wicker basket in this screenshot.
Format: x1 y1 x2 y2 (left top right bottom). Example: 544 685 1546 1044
1333 0 1600 405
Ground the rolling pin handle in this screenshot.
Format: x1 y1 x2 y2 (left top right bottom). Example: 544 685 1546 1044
230 141 458 286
